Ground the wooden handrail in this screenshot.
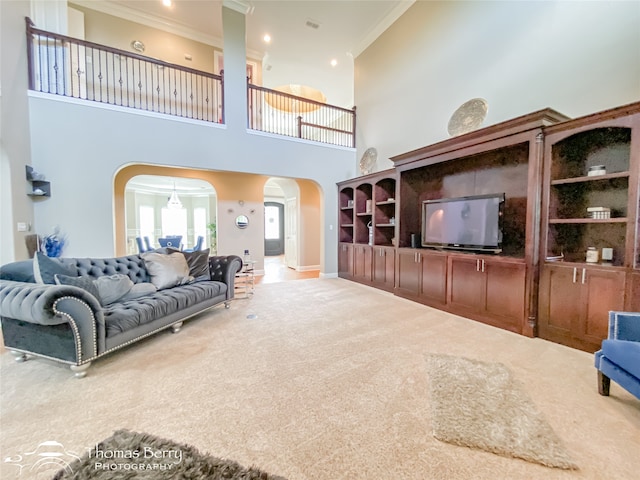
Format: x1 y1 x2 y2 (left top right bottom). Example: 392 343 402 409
26 18 221 82
249 82 355 114
248 82 356 148
25 17 355 147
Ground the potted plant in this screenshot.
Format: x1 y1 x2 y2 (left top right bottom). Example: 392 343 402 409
207 222 217 254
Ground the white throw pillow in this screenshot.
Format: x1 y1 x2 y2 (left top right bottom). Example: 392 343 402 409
142 252 192 290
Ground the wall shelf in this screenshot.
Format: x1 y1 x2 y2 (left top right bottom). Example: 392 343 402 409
550 171 629 185
25 166 51 197
549 217 627 224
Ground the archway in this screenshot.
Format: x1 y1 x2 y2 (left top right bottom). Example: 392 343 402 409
125 175 217 254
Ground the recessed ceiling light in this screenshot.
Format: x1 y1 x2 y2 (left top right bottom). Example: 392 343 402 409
263 34 271 44
162 0 172 7
330 59 337 67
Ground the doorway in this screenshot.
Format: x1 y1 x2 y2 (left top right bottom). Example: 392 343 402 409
264 201 284 256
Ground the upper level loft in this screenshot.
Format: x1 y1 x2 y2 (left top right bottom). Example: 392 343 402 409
26 18 356 149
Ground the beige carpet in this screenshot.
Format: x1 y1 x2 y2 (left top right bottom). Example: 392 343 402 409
1 278 639 480
426 354 577 469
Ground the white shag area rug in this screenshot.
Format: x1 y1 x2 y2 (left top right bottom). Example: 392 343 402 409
425 354 578 470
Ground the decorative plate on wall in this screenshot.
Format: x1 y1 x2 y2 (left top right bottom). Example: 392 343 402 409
131 40 145 53
360 147 377 175
447 98 488 137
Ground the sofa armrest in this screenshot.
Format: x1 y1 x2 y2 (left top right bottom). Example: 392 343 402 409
0 280 105 360
208 255 243 299
609 311 640 342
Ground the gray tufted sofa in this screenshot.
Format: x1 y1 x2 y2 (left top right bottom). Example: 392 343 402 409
0 254 242 377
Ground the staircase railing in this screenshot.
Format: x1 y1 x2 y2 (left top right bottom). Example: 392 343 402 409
26 18 356 148
248 83 356 148
26 18 224 123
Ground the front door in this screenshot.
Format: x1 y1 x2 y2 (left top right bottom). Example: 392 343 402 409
264 202 285 256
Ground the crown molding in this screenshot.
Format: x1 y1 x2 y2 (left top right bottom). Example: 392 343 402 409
222 0 254 15
72 0 223 49
352 0 415 58
72 1 262 60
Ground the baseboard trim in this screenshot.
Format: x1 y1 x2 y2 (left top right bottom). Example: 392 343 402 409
296 265 320 272
320 272 338 279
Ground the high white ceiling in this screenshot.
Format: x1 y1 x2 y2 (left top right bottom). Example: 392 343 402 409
80 0 414 108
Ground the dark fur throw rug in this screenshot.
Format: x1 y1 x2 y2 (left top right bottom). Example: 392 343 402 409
52 429 287 480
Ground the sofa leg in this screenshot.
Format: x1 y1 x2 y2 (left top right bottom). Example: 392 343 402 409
70 363 91 379
225 301 231 309
171 322 183 333
598 370 611 396
10 351 29 363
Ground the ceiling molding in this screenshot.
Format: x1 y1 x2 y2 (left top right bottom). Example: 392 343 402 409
73 0 224 49
222 0 254 16
73 1 263 60
351 0 415 58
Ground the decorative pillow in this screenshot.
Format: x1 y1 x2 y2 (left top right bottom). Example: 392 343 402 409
153 247 181 255
93 274 134 305
0 260 36 282
182 248 210 282
121 282 157 301
54 274 101 303
33 252 78 284
141 252 192 290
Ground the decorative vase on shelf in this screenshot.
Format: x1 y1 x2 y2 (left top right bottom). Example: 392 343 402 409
42 227 66 257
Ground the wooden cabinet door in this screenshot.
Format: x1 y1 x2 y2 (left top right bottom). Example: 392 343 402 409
338 243 353 279
484 260 526 331
538 264 625 352
396 249 421 297
447 256 483 313
579 267 626 348
625 271 640 311
538 264 583 345
373 246 395 290
420 251 447 304
353 244 372 282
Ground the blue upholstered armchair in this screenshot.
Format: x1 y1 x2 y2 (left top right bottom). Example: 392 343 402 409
594 311 640 399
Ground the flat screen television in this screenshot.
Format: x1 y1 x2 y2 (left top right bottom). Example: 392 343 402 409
421 193 505 253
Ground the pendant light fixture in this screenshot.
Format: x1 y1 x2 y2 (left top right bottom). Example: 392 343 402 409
167 181 183 209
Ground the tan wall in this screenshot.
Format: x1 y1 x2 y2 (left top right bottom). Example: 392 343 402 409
69 3 219 73
114 165 321 272
298 179 322 268
355 0 640 171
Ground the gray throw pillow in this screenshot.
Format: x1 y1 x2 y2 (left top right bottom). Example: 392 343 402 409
182 248 210 282
33 252 78 284
0 260 36 282
154 247 181 255
94 274 134 305
121 282 157 301
54 274 102 303
141 252 192 290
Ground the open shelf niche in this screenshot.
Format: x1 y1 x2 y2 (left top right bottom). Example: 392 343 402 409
26 165 51 197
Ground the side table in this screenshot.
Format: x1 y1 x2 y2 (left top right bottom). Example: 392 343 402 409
235 260 256 299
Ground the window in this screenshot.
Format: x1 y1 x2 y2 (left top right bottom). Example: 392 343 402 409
161 208 187 241
193 207 208 248
139 206 155 242
265 205 280 240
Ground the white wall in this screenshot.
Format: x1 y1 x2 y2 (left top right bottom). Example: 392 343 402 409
6 3 356 275
27 94 354 273
0 0 35 262
355 0 640 171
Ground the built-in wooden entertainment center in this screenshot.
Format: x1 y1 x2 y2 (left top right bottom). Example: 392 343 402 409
337 102 640 352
